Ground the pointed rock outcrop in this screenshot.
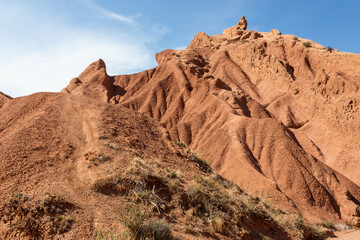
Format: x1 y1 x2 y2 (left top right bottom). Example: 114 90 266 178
61 59 118 102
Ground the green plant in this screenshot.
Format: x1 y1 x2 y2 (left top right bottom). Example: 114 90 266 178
187 178 229 216
303 41 312 48
119 207 177 240
97 153 110 162
187 151 212 173
84 151 110 165
166 168 181 179
95 229 121 240
92 175 131 195
321 220 335 229
293 215 324 239
136 191 149 201
167 179 180 191
1 193 74 238
119 207 147 239
53 215 73 234
208 216 228 235
174 141 187 148
140 220 174 240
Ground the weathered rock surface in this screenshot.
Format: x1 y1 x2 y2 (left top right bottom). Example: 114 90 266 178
0 92 12 108
62 19 360 225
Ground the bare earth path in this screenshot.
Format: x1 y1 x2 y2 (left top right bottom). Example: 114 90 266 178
328 231 360 240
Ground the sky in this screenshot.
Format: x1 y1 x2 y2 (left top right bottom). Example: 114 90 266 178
0 0 359 98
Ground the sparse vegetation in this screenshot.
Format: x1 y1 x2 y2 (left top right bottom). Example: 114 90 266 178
119 207 177 240
107 142 119 150
84 151 110 165
293 215 324 239
293 36 300 42
0 193 74 238
174 141 187 148
303 41 312 48
167 179 180 191
166 168 181 179
174 139 212 173
92 174 131 195
321 219 335 229
91 148 327 239
326 46 333 53
187 149 212 173
95 229 121 240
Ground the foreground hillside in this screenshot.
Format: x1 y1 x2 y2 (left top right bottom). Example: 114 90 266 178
1 17 360 239
62 18 360 226
0 92 329 239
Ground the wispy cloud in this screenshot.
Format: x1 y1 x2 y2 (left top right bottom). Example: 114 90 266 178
0 1 162 97
0 32 155 98
80 0 136 24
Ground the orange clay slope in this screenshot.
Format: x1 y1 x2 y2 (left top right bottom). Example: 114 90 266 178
0 92 12 108
63 17 360 225
0 92 320 240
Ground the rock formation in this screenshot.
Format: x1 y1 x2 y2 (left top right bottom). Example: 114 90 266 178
62 19 360 226
238 16 247 30
1 18 360 239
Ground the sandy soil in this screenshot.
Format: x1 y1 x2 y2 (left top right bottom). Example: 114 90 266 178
329 231 360 240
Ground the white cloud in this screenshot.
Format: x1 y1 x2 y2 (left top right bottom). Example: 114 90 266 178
80 0 136 24
0 33 155 97
0 1 165 98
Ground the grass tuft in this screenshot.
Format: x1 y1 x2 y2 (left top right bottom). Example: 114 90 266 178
303 41 312 48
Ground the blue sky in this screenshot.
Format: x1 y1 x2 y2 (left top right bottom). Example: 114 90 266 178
1 0 359 97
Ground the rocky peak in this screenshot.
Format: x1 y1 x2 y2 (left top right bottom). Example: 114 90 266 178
237 16 247 30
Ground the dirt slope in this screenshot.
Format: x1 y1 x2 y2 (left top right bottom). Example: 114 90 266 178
0 92 12 108
63 18 360 225
1 92 328 239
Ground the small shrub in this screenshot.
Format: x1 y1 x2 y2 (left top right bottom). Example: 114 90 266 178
136 191 149 201
174 141 187 148
140 220 175 240
326 46 333 53
187 151 212 173
303 42 312 48
84 151 110 165
1 193 74 238
107 142 119 150
96 153 110 162
53 215 73 234
92 175 131 195
209 216 228 235
166 168 181 179
321 220 335 229
119 207 177 240
168 179 180 191
95 229 121 240
293 36 300 42
38 194 68 215
119 207 147 239
187 178 230 216
294 215 324 240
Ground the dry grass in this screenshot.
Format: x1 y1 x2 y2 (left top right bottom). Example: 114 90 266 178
119 207 178 240
303 41 312 48
0 193 74 238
